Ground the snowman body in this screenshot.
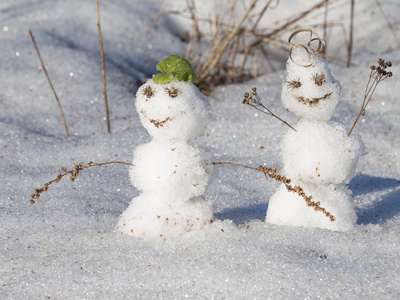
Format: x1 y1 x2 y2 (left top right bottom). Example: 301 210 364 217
116 78 213 239
266 47 363 231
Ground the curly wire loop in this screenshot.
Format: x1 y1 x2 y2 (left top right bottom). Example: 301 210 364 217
289 44 314 67
288 29 326 67
310 37 326 54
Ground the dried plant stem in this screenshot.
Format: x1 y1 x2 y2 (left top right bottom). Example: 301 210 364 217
211 0 217 40
148 0 168 33
264 0 329 40
243 87 296 131
322 0 328 54
347 0 354 67
30 161 133 203
251 0 278 31
28 30 69 136
95 0 111 133
374 0 400 47
198 0 257 81
212 161 335 221
185 0 201 59
153 0 351 93
348 59 393 136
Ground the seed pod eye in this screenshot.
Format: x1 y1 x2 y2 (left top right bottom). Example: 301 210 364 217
287 79 301 89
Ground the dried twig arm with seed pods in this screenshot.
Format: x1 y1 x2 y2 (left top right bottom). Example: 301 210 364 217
212 161 335 221
30 161 133 204
243 87 296 131
348 58 393 136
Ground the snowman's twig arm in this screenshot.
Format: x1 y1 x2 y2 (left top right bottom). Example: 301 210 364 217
348 59 393 136
243 88 296 131
30 161 133 204
212 161 335 221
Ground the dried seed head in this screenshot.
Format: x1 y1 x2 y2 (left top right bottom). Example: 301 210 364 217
287 79 301 89
312 73 325 86
150 117 171 128
142 86 154 98
164 86 178 98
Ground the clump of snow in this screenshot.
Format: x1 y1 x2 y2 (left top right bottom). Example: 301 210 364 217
267 183 357 231
116 78 213 239
135 78 210 140
281 46 341 121
282 120 363 185
267 46 364 231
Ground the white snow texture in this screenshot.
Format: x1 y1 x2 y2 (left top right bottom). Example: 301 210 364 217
1 0 399 298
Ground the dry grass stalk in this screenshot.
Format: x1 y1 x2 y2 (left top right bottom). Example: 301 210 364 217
374 0 400 48
243 87 296 131
30 161 133 203
194 0 338 92
95 0 111 133
28 30 69 136
262 0 328 42
348 58 393 136
322 0 329 54
148 0 169 33
346 0 354 67
185 0 202 59
151 0 356 93
251 0 279 31
198 0 258 82
212 161 335 221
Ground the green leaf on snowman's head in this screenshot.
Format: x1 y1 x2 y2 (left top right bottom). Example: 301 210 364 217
153 73 174 84
153 55 197 84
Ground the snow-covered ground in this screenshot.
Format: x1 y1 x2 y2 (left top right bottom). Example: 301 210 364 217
1 0 399 298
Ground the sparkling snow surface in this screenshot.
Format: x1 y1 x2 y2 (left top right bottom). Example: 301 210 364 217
1 0 399 299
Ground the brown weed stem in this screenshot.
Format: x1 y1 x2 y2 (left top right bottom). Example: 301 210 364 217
348 58 393 136
30 161 133 203
243 87 296 131
95 0 111 133
212 161 335 221
28 30 69 136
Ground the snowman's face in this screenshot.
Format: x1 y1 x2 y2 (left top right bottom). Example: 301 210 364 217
136 79 210 141
281 52 341 122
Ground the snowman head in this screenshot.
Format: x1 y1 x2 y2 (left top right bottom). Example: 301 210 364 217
135 78 210 141
281 45 341 122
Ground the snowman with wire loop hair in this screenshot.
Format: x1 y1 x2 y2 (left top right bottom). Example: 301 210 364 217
266 29 364 231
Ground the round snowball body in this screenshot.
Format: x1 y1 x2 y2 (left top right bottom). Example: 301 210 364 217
281 46 341 122
135 78 210 141
130 140 210 201
116 193 213 239
266 183 357 231
281 119 363 185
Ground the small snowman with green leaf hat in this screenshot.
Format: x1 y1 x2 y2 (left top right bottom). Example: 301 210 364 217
116 55 213 239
